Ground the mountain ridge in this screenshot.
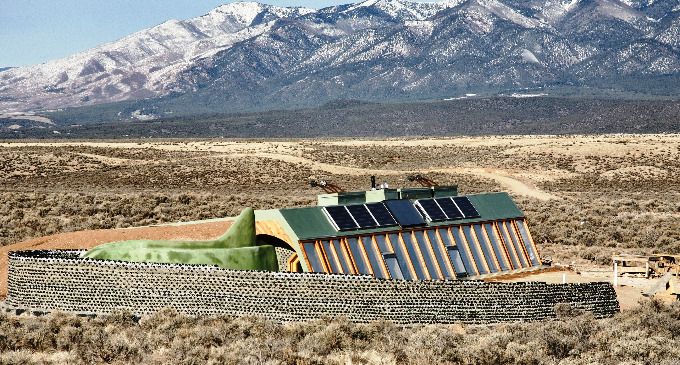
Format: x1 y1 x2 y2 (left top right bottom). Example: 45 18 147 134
1 0 679 116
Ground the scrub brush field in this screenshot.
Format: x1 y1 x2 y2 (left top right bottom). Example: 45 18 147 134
2 135 680 262
0 135 679 364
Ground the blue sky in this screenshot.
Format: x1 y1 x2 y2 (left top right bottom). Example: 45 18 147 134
0 0 381 67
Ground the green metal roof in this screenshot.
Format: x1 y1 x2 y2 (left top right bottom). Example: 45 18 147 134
279 192 524 241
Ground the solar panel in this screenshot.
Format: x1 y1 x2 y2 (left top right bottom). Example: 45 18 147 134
323 206 358 231
384 199 426 227
415 199 447 222
346 204 378 229
452 197 480 218
365 203 397 227
436 197 464 220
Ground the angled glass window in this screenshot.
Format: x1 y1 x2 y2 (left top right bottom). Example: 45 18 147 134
483 223 511 271
503 221 528 268
302 242 325 272
446 247 468 277
495 222 520 269
473 224 499 273
321 240 342 274
401 232 429 280
332 239 353 274
448 227 477 276
374 234 391 253
414 230 442 279
462 225 488 275
347 237 371 275
360 236 387 279
472 224 501 273
427 230 456 279
387 233 415 281
383 253 404 280
516 220 540 266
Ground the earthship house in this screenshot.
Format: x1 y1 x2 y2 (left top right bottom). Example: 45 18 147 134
5 184 620 324
256 186 543 279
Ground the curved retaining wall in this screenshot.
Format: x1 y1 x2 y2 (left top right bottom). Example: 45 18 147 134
5 250 619 324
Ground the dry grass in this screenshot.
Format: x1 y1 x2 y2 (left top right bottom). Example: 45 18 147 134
0 192 313 246
2 137 679 265
0 299 678 365
1 136 680 364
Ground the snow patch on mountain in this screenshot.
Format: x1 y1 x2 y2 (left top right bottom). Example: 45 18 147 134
510 93 548 97
0 112 54 125
621 0 659 8
656 16 680 48
405 20 435 36
521 49 541 64
468 0 546 29
346 0 465 20
205 1 313 31
596 0 644 23
563 0 580 11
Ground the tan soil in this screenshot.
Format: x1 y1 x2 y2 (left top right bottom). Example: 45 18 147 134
7 134 678 201
224 152 558 200
3 135 678 308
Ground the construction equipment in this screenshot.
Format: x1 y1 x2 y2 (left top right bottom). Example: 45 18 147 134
612 254 680 279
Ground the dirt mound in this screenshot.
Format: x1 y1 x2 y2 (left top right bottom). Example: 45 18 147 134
0 220 233 298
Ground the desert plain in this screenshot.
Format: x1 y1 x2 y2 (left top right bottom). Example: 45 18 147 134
0 135 679 364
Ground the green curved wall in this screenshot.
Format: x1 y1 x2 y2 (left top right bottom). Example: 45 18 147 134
82 208 278 271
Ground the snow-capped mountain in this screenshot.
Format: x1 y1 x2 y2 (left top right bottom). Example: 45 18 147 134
0 2 313 111
1 0 679 114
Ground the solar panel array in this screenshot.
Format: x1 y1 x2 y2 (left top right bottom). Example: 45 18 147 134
384 199 426 227
324 196 480 231
323 206 358 230
453 197 480 219
323 202 398 231
415 196 480 223
366 203 398 226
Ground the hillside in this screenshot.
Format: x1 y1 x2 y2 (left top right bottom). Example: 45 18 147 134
2 97 680 138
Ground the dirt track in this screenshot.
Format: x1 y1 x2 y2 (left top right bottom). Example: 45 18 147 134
226 152 558 201
0 139 567 201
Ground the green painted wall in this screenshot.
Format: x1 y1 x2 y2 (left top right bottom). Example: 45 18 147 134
83 208 278 271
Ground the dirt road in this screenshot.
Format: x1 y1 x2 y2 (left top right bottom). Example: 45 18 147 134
1 140 561 201
228 152 558 201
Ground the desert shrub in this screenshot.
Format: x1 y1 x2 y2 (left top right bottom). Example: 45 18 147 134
4 140 680 267
1 300 679 364
0 192 314 246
